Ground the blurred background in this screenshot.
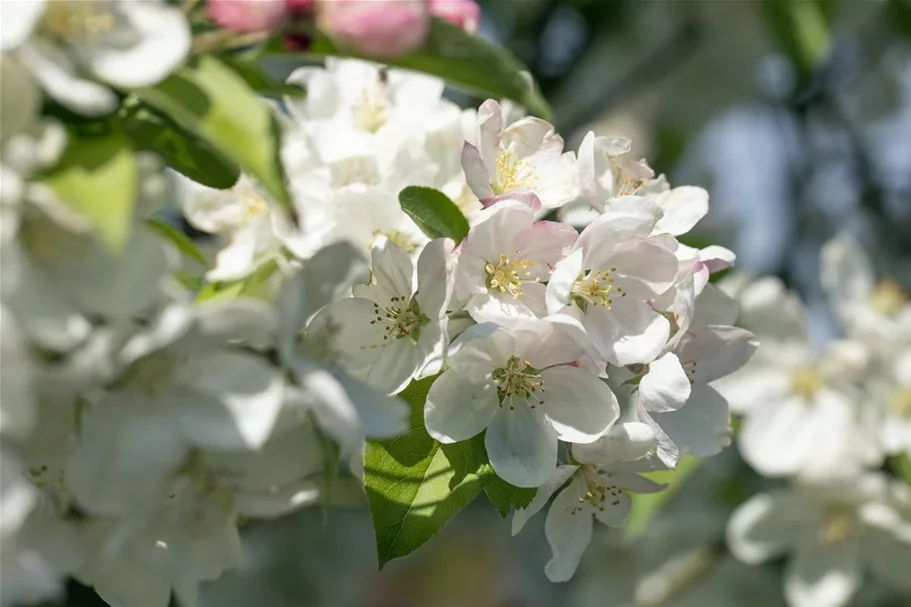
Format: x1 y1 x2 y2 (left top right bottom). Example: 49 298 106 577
57 1 911 605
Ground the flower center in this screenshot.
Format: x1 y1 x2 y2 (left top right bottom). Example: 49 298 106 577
354 87 388 133
819 507 854 544
370 297 428 342
888 387 911 417
570 267 625 311
239 182 270 218
792 367 824 400
869 280 907 317
570 466 623 514
485 253 534 298
491 356 544 405
42 1 117 44
491 147 536 195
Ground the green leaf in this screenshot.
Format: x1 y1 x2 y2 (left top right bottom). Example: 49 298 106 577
145 217 210 268
312 420 342 525
482 469 537 517
221 56 307 98
398 186 470 242
364 376 485 568
43 133 136 252
195 258 280 302
889 454 911 486
136 56 293 212
269 18 551 120
762 0 832 85
624 455 703 538
124 111 240 190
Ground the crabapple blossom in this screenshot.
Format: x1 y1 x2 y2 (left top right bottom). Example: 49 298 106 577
425 319 620 487
461 99 579 209
512 423 666 582
728 475 911 607
308 236 453 395
316 0 430 59
455 199 577 323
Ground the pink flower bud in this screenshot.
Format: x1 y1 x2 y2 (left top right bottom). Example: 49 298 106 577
207 0 288 33
286 0 315 15
429 0 479 33
317 0 430 59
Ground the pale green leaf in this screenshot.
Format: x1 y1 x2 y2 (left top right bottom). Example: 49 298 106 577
364 376 485 568
137 56 293 211
145 217 209 268
43 133 136 252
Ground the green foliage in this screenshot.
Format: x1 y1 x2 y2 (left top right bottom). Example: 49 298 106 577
43 133 136 252
363 376 485 568
221 56 307 98
145 218 210 268
271 18 552 120
124 110 240 190
761 0 832 86
136 56 293 211
196 258 280 302
482 467 537 517
625 455 703 538
398 186 470 242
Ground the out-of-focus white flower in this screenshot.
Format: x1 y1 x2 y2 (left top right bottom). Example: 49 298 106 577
547 198 679 366
4 0 191 115
425 319 619 487
714 277 880 479
455 199 577 323
728 475 911 607
511 423 666 582
180 175 289 282
66 299 285 517
462 99 579 209
275 242 410 455
308 237 453 395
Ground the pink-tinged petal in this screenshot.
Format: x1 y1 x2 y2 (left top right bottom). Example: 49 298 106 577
476 98 503 167
465 288 546 324
511 314 591 369
699 245 736 273
606 238 680 296
503 116 564 158
514 220 578 275
461 141 493 200
480 191 543 212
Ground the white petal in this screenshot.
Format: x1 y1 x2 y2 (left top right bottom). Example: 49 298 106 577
784 542 861 607
445 322 513 377
308 298 386 369
586 299 670 366
654 186 709 236
543 477 594 582
546 248 583 314
0 0 45 50
512 465 578 535
486 402 557 488
592 491 630 527
370 236 415 301
675 326 759 384
651 384 730 459
87 1 191 88
425 371 497 443
727 492 803 565
67 394 187 516
18 41 117 116
461 141 493 200
820 235 874 323
415 237 454 318
235 481 321 519
639 353 691 413
175 352 285 451
540 366 618 444
364 339 422 395
571 422 656 464
335 371 409 439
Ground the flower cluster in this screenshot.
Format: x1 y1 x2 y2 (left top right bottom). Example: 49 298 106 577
2 12 755 602
720 237 911 607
